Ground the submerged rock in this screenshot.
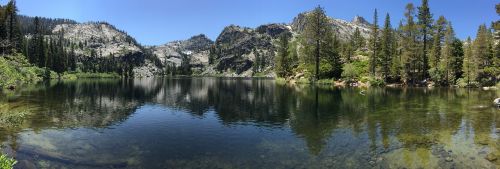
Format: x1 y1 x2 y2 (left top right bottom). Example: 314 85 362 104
494 98 500 106
445 157 453 162
486 153 497 162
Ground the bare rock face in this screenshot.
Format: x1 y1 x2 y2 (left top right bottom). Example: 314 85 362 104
53 22 142 58
151 34 214 69
208 24 290 75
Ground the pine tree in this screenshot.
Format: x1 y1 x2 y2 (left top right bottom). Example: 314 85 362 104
450 38 463 84
5 0 21 53
369 9 379 76
401 3 419 84
462 37 476 86
439 22 455 85
417 0 433 79
342 40 354 63
275 32 291 77
352 27 365 50
380 13 393 81
300 6 337 80
253 49 261 73
473 24 494 85
391 21 404 80
429 16 447 71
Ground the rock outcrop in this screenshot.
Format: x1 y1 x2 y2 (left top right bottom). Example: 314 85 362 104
204 24 290 76
53 22 142 58
150 34 214 71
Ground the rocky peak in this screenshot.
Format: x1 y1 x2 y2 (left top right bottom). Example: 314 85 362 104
183 34 214 51
256 24 291 38
352 15 370 26
52 22 142 58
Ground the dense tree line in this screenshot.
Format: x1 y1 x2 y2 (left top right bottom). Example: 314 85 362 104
275 1 499 87
0 0 146 77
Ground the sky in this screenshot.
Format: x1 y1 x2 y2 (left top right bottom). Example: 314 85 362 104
10 0 499 46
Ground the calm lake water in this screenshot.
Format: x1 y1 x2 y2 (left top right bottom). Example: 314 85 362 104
0 78 499 169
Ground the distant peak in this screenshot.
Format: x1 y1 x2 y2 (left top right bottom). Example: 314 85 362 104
352 15 370 25
189 34 210 40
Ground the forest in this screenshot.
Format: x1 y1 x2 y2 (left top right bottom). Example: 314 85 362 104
275 1 499 87
0 0 498 88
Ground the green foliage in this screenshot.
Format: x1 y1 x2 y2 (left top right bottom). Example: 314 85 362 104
0 54 44 88
275 33 292 77
368 9 379 76
367 76 385 86
380 13 394 80
0 154 16 169
341 63 360 83
300 6 341 80
456 78 478 88
61 72 120 79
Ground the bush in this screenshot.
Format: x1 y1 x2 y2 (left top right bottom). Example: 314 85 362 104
457 78 478 88
341 63 360 83
0 154 16 169
0 54 44 88
366 76 385 87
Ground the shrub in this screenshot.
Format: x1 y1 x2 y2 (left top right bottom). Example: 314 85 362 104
341 63 360 83
367 76 385 87
0 54 44 88
456 78 478 88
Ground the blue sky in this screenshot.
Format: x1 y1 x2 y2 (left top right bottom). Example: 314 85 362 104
12 0 499 46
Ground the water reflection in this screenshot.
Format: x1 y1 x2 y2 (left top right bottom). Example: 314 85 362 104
0 78 498 168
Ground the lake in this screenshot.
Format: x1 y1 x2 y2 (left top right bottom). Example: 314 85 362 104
0 78 499 169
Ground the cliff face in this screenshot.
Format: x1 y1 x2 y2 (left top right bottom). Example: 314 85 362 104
47 11 372 77
205 24 290 76
53 23 142 58
150 34 214 71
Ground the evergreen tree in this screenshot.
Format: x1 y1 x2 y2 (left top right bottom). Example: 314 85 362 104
253 49 261 73
380 13 393 81
342 39 354 63
4 0 21 53
401 3 419 84
368 9 379 76
473 24 494 85
429 16 447 71
275 32 291 77
300 6 338 80
417 0 433 79
391 22 404 80
450 38 463 84
462 37 476 86
439 22 455 84
352 27 365 50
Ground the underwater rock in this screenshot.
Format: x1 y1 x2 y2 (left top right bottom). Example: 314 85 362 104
445 157 453 162
485 153 497 162
494 98 500 106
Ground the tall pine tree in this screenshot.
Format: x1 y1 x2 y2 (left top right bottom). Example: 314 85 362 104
369 9 379 76
380 13 393 81
417 0 433 79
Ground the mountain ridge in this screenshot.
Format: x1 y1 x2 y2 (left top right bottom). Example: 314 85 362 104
20 11 372 77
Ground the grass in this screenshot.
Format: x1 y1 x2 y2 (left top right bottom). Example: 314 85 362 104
61 72 120 79
0 154 16 169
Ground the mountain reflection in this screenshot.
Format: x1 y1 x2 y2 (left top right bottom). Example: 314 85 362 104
0 78 499 158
